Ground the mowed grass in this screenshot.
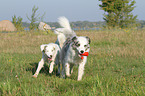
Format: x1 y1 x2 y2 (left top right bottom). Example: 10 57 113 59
0 30 145 95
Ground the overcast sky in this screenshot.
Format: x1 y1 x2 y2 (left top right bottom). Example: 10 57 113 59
0 0 144 22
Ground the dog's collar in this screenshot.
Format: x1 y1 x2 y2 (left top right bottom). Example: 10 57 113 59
79 52 89 60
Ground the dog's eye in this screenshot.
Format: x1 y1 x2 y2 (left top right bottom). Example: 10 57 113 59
76 43 80 47
51 50 53 52
84 45 87 47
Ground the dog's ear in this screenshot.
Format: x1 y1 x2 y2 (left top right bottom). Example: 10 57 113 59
72 36 77 42
54 44 60 52
86 36 91 44
40 44 47 52
71 36 78 48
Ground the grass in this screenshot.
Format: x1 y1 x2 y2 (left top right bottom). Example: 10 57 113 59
0 29 145 95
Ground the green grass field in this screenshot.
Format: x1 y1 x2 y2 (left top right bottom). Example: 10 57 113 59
0 29 145 96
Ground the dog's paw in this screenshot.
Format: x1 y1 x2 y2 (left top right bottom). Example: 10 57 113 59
33 74 38 78
66 74 71 77
77 78 82 81
77 79 82 81
49 70 53 73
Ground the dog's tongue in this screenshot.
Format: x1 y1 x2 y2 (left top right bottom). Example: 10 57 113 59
48 58 52 61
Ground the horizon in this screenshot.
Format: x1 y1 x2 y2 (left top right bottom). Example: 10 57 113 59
0 0 144 22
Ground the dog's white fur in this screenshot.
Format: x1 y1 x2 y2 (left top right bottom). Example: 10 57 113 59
33 43 60 78
55 17 91 81
54 17 76 48
60 36 90 81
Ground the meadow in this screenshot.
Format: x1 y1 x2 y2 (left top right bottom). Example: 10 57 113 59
0 29 145 96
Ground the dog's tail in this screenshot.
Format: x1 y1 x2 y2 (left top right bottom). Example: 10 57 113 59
54 16 76 38
58 16 72 31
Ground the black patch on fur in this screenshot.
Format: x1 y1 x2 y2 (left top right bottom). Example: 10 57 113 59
86 36 91 44
43 46 47 52
72 36 77 42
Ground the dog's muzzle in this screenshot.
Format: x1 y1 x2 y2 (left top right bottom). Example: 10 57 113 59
47 55 52 61
78 52 89 59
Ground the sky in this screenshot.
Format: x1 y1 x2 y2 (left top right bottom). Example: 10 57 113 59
0 0 144 22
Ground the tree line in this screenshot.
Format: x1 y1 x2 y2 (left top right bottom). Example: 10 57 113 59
12 0 145 31
21 21 105 29
21 20 145 30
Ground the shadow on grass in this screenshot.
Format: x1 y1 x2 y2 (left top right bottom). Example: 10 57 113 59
26 62 60 77
0 88 3 96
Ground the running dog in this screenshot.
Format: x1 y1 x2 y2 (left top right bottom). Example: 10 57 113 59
33 43 60 78
55 17 91 81
60 36 90 81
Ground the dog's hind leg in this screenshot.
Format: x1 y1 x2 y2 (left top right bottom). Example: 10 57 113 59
61 64 66 79
57 62 60 75
70 64 74 74
33 59 44 78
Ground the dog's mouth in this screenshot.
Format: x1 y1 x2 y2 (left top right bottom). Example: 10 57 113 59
48 57 52 61
47 56 52 61
78 53 82 56
78 52 89 60
78 52 84 56
78 52 84 60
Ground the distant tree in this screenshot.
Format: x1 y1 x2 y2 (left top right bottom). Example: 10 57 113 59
138 20 145 29
27 5 45 31
99 0 138 28
12 15 17 26
12 15 24 31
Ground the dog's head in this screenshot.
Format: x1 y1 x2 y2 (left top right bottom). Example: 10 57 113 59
71 36 91 54
40 43 59 60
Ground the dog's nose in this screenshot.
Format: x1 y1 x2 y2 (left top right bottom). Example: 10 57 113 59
50 55 52 58
80 50 84 54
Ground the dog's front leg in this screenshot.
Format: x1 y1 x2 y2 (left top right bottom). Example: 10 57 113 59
49 62 55 73
33 59 44 78
77 62 85 81
65 63 71 77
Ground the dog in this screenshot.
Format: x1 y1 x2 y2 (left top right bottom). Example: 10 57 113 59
33 43 60 78
55 16 91 81
60 36 91 81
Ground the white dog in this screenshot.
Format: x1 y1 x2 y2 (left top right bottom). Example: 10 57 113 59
55 17 91 81
60 36 90 81
33 43 60 78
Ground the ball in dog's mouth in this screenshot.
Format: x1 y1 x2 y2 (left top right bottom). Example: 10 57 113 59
79 52 89 56
78 52 89 59
78 52 84 59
